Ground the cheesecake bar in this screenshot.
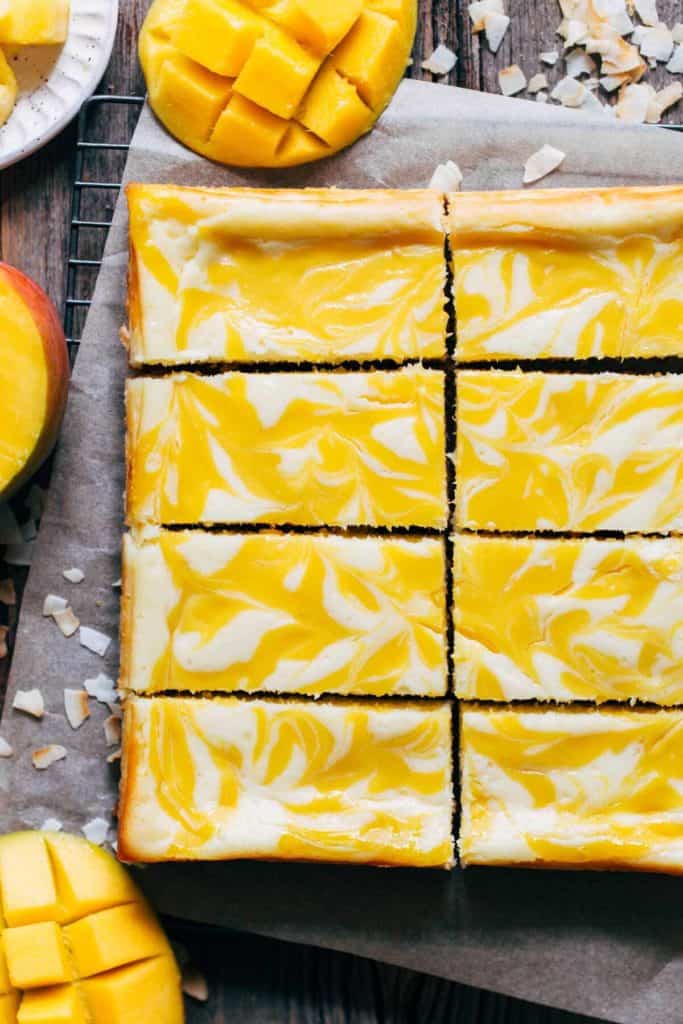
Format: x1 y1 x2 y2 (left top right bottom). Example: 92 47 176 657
127 185 447 366
456 371 683 534
118 696 454 867
460 706 683 873
454 535 683 704
121 530 447 697
126 368 446 528
450 186 683 361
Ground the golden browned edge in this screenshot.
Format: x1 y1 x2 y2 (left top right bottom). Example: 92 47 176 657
118 696 455 869
118 533 136 693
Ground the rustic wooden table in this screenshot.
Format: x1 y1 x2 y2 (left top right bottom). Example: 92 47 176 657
1 1 680 1020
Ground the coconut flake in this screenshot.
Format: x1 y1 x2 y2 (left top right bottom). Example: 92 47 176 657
639 24 674 61
111 579 122 589
53 607 80 638
33 745 67 771
499 64 527 95
528 72 549 92
0 737 13 758
673 24 683 44
633 0 659 26
646 81 683 121
43 594 68 617
421 44 457 75
468 0 504 31
83 817 110 845
64 689 90 730
41 818 63 831
13 689 45 719
4 542 33 566
540 49 560 65
182 966 209 1003
106 747 122 764
84 673 118 704
600 72 629 91
429 160 463 190
79 626 112 657
559 18 590 47
523 144 567 184
616 81 652 121
484 11 510 52
63 568 85 584
536 91 549 102
551 76 588 105
565 49 597 76
104 715 122 747
667 45 683 72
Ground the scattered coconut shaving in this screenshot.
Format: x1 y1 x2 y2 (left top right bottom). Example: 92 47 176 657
111 579 122 589
528 73 549 93
64 689 90 730
646 82 683 122
484 11 510 52
43 594 68 617
107 748 121 765
616 81 652 121
0 737 13 758
421 43 457 75
551 76 588 106
673 24 683 44
468 0 504 32
104 715 122 748
182 966 209 1003
639 25 674 62
536 91 549 102
63 568 85 584
540 49 560 65
429 160 463 190
667 45 683 73
83 817 110 845
523 144 567 184
53 607 80 638
33 745 67 771
79 626 112 658
499 64 527 95
13 688 45 719
41 818 63 831
565 49 596 76
633 0 659 27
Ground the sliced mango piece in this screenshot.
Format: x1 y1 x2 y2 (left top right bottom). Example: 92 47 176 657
0 835 58 928
0 992 19 1024
16 986 86 1024
64 905 168 979
233 28 320 119
276 0 363 55
172 0 265 77
3 924 71 990
44 834 140 925
0 0 69 45
210 93 288 164
333 11 403 109
81 957 184 1024
298 65 371 149
156 54 233 144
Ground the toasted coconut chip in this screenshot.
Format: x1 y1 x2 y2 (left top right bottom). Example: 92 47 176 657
484 11 510 52
182 966 209 1003
104 715 122 748
33 745 67 771
84 673 118 703
528 72 549 92
499 63 527 95
83 817 110 845
667 45 683 72
4 541 33 567
580 88 609 111
429 160 464 190
559 18 590 47
0 737 13 758
673 24 683 44
566 49 597 75
40 818 63 831
63 568 85 584
468 0 504 31
106 747 122 764
633 0 659 26
0 579 15 606
53 607 80 638
616 81 652 121
540 49 560 64
111 578 122 589
421 43 457 75
0 626 7 660
523 144 567 184
43 594 68 617
646 81 683 121
551 75 588 105
13 688 45 719
639 24 674 61
79 626 112 658
0 504 23 545
536 91 549 102
600 72 629 90
25 484 46 521
588 27 643 74
64 689 90 730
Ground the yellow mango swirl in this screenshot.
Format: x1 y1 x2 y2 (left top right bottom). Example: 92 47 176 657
456 371 683 534
127 185 447 366
455 535 683 705
119 696 454 868
127 368 446 528
460 707 683 873
450 186 683 361
122 531 447 697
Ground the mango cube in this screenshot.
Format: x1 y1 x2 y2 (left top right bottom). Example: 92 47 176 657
278 0 363 54
172 0 265 77
4 924 71 990
81 957 183 1024
156 54 233 143
298 65 371 148
0 835 58 928
211 93 288 163
65 904 169 979
43 834 140 926
233 29 320 118
0 0 69 45
16 986 86 1024
333 11 402 108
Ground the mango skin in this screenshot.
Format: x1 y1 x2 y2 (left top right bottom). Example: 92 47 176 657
139 0 417 167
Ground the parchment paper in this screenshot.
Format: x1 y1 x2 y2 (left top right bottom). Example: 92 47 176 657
2 80 683 1024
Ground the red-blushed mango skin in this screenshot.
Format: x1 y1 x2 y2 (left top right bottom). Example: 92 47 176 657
0 263 69 500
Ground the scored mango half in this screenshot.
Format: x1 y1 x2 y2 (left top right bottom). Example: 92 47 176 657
0 832 184 1024
0 0 70 45
139 0 417 167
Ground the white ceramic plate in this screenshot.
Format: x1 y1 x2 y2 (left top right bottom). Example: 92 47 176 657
0 0 119 170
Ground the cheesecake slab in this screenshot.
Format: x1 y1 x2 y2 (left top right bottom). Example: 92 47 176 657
450 186 683 361
127 185 447 366
118 696 454 867
122 530 447 697
454 535 683 704
126 368 446 528
460 706 683 874
456 371 683 534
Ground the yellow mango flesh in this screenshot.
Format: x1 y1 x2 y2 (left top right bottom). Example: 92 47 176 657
0 833 183 1024
140 0 416 166
0 1 69 44
0 50 17 128
0 277 49 498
